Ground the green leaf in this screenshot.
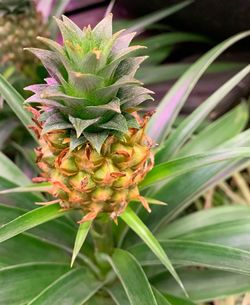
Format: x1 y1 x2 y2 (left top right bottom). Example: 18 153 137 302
137 62 245 85
0 182 52 194
0 118 19 150
0 204 68 244
0 204 96 270
149 131 250 229
153 268 250 302
85 98 121 116
158 292 200 305
0 263 69 305
151 159 250 230
140 148 250 188
43 112 72 134
69 116 98 138
51 0 71 18
71 221 92 267
68 72 103 93
0 233 70 267
0 74 36 141
140 197 167 206
177 103 249 157
147 31 250 143
157 205 250 239
107 283 130 305
179 219 250 251
99 114 128 133
155 64 250 162
93 13 113 40
138 32 210 54
127 1 192 33
108 249 158 305
120 207 187 296
28 268 102 305
130 239 250 275
83 131 109 153
86 295 115 305
49 0 71 37
153 289 172 305
0 152 30 186
0 178 43 209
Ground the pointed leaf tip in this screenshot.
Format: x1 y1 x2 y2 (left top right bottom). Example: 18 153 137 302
71 221 92 267
69 116 99 138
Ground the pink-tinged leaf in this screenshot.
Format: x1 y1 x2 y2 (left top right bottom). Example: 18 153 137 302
36 0 53 22
147 31 250 144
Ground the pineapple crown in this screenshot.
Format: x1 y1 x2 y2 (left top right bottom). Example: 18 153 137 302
25 14 154 152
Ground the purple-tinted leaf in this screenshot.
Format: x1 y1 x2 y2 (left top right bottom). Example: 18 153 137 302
147 31 250 143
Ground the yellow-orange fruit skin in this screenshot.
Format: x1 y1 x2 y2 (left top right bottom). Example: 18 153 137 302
34 120 154 221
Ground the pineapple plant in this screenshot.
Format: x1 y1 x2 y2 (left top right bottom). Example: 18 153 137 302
0 12 250 305
0 0 48 73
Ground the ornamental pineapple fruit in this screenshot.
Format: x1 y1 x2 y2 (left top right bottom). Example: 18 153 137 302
0 0 48 71
25 14 154 222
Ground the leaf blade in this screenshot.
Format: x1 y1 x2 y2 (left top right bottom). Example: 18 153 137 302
0 204 68 244
127 1 192 33
147 31 250 143
0 263 69 305
141 148 250 188
71 221 92 267
0 74 36 141
120 207 187 296
0 152 31 186
108 249 158 305
155 64 250 162
130 239 250 275
28 268 102 305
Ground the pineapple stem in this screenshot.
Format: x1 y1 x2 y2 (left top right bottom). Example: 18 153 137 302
91 215 114 254
89 215 115 276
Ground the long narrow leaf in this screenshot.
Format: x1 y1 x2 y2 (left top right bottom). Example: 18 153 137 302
28 268 102 305
130 239 250 275
150 130 250 230
138 62 245 85
153 289 172 305
0 203 75 249
179 219 250 251
0 263 68 305
108 249 158 305
154 289 196 305
0 233 70 267
0 152 30 186
141 148 250 188
153 159 250 231
157 205 250 239
71 221 92 267
147 31 250 143
177 103 249 157
127 1 192 33
107 283 130 305
51 0 71 17
0 182 52 194
0 74 36 141
0 204 68 244
153 269 250 302
155 64 250 162
120 207 187 296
